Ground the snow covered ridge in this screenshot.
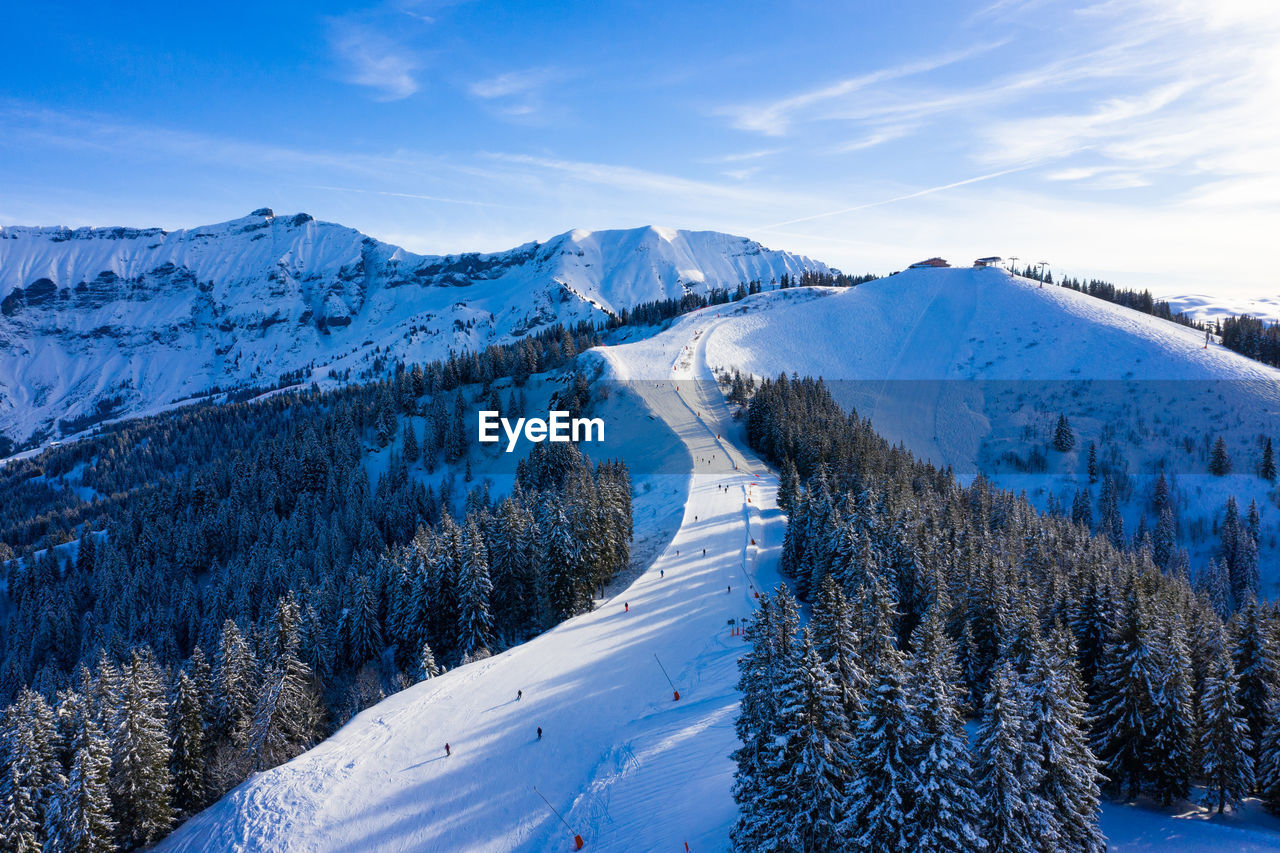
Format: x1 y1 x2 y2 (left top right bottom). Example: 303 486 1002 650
0 211 828 449
700 269 1280 592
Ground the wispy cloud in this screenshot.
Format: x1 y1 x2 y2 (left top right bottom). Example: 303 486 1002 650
719 42 1004 136
969 0 1280 191
328 23 424 100
468 67 565 117
830 126 913 154
482 152 824 215
0 105 518 193
700 148 783 164
305 185 521 209
754 165 1035 230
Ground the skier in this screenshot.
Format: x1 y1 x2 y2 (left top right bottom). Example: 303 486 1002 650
517 690 522 701
625 602 629 612
660 569 664 578
445 743 451 757
537 727 543 740
727 585 731 594
702 548 706 556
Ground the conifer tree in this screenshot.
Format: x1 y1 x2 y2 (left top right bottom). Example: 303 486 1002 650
48 741 115 853
111 649 175 849
974 661 1038 852
732 593 799 851
1025 627 1105 853
1070 570 1112 701
1210 436 1232 476
0 688 60 852
542 501 589 620
1256 697 1280 814
456 514 495 659
1232 598 1278 762
1153 505 1177 574
213 620 258 742
1200 628 1254 814
416 641 440 682
1091 575 1160 798
1053 414 1076 452
778 458 801 515
810 575 867 718
0 758 40 853
46 687 114 853
1263 437 1276 482
244 594 325 773
1203 558 1232 619
402 421 419 464
906 609 985 853
770 630 853 851
1071 489 1093 530
841 570 915 851
343 574 384 667
170 670 206 815
1099 476 1124 550
1147 610 1195 805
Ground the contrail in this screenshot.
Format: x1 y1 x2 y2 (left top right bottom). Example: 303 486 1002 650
306 185 517 209
755 164 1032 230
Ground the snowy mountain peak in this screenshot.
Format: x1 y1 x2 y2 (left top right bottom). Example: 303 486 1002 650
0 215 828 449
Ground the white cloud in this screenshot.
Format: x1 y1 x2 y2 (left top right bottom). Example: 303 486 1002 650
830 126 913 154
754 165 1035 230
328 23 423 101
468 67 564 117
719 42 1004 136
701 148 783 164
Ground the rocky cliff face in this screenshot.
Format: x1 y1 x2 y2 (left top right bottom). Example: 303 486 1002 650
0 210 827 448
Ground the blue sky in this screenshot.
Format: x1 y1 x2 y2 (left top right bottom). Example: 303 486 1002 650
2 0 1278 299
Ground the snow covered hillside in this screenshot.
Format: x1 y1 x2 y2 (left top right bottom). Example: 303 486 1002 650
156 294 1280 852
0 212 826 448
158 293 789 852
703 267 1280 590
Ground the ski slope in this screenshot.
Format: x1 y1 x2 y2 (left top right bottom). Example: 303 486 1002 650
158 305 788 852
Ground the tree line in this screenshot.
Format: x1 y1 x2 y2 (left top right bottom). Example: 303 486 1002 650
1219 315 1280 370
735 374 1280 851
1021 266 1280 371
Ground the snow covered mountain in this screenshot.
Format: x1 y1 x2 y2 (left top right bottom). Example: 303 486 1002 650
0 211 827 448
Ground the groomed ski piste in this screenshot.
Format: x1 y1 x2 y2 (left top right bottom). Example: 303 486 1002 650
159 285 1280 852
158 300 786 851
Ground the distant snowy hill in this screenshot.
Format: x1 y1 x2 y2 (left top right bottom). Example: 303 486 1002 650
0 211 826 448
703 267 1280 588
1165 292 1280 324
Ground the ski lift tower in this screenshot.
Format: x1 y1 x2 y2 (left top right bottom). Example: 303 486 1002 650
1036 260 1050 286
1008 256 1020 274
